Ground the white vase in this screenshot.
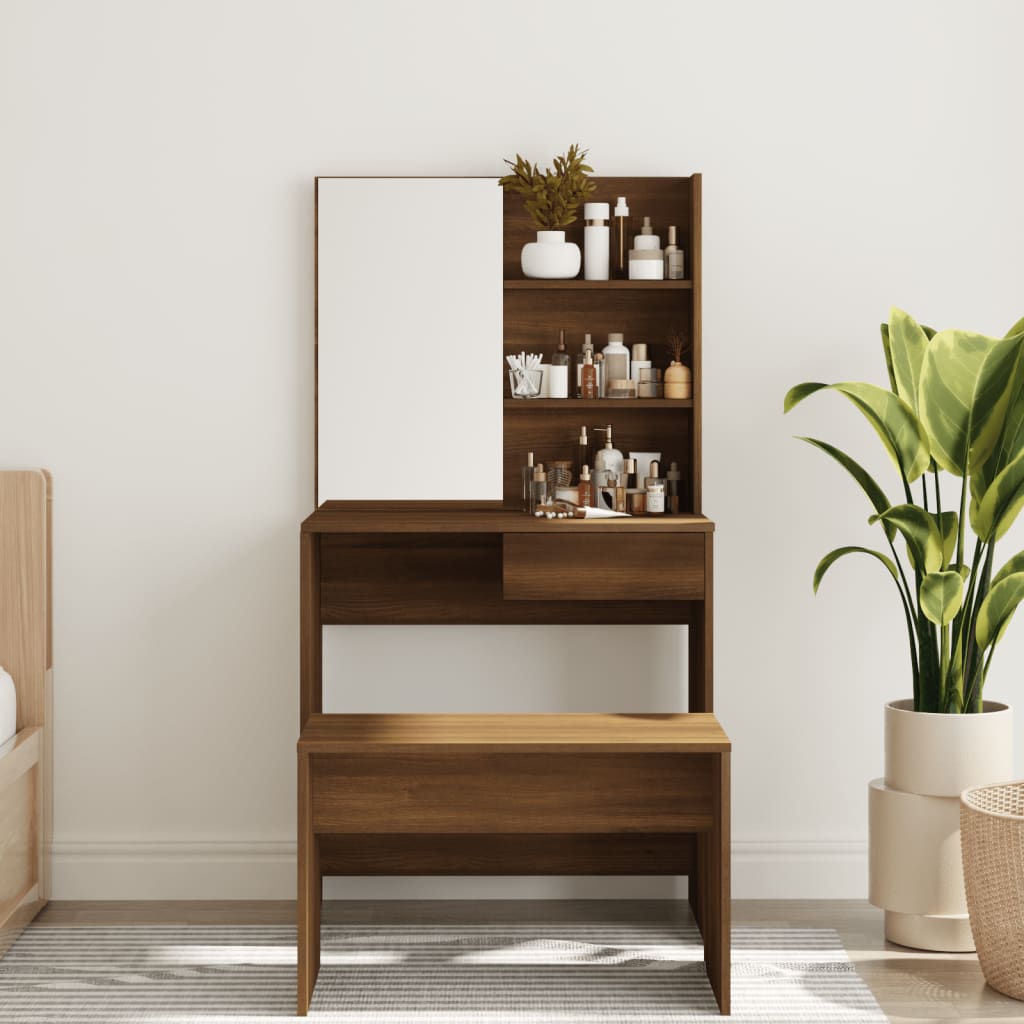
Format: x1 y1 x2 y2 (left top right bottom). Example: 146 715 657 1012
521 230 581 280
869 699 1013 951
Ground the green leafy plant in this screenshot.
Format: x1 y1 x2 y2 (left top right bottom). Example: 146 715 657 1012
498 144 596 231
785 308 1024 713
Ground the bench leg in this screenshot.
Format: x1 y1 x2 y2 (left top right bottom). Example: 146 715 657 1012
298 754 320 1015
689 837 705 936
705 751 731 1014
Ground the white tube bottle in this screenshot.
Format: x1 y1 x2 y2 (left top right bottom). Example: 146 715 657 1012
583 202 610 280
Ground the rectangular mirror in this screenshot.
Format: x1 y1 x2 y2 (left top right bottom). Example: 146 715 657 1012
316 177 503 503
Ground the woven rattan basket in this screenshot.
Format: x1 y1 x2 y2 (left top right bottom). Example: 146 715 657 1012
961 781 1024 999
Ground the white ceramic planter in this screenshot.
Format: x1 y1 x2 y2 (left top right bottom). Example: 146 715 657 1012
869 699 1013 952
521 230 581 279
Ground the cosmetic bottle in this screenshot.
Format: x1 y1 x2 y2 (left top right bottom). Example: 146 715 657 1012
630 343 652 388
521 451 535 511
578 464 593 508
613 472 627 513
574 425 591 483
548 330 570 399
666 461 682 514
629 217 665 280
613 196 629 278
645 460 666 515
576 333 594 397
593 424 624 493
627 489 647 515
664 225 685 280
623 457 637 490
602 333 630 387
583 202 610 280
530 463 547 514
580 349 598 399
594 352 606 397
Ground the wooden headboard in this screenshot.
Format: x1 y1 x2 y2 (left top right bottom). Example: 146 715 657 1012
0 470 52 952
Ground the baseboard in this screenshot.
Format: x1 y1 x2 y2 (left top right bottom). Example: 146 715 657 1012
52 839 868 900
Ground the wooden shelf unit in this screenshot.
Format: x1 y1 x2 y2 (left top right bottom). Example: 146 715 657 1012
301 175 728 1016
501 175 702 512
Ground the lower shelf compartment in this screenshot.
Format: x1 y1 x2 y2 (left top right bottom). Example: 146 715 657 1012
318 832 696 876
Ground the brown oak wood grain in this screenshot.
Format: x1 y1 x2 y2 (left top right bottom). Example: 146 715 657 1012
318 833 696 876
298 713 731 754
503 533 705 602
311 752 714 835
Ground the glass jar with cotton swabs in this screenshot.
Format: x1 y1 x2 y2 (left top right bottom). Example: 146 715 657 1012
506 351 543 399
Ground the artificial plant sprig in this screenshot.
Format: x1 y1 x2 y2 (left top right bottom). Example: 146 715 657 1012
785 308 1024 713
498 144 596 231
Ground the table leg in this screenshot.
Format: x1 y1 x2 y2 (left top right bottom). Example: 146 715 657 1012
297 753 320 1015
706 751 731 1014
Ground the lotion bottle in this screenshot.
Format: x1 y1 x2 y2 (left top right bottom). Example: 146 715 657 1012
548 329 570 399
583 203 610 280
613 196 630 278
593 424 624 493
602 333 630 389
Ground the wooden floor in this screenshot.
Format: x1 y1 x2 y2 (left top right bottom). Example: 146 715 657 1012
33 899 1024 1023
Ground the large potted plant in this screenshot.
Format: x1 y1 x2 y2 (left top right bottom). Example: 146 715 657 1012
499 144 595 279
786 308 1024 951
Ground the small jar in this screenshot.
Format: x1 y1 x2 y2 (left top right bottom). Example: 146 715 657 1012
638 367 663 399
547 460 573 496
627 489 647 515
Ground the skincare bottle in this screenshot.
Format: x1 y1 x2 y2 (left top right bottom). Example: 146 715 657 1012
593 424 624 492
602 333 630 386
574 425 591 484
521 451 535 511
583 202 610 280
576 333 594 397
580 349 598 399
645 460 666 515
630 343 652 388
594 351 606 397
666 461 682 514
548 330 571 399
613 196 629 278
613 472 627 513
578 464 593 508
623 457 637 490
664 225 685 279
530 463 547 514
629 216 665 280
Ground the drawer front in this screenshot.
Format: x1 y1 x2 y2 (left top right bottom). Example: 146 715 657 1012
503 533 705 601
312 753 713 834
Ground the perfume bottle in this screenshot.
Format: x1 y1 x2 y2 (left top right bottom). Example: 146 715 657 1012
521 451 534 512
666 461 682 514
645 460 666 515
578 464 593 508
580 350 598 399
613 196 629 278
594 351 606 397
549 329 570 399
576 333 594 397
574 425 591 484
664 225 685 279
529 463 547 514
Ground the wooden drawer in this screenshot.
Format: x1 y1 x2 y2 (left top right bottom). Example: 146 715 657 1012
311 752 714 835
503 533 704 601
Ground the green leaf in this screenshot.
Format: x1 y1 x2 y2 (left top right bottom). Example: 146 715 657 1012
813 545 899 594
795 437 896 541
888 308 929 417
918 329 1020 476
880 323 898 394
871 504 943 573
993 551 1024 588
976 572 1024 650
1005 316 1024 339
785 381 930 482
972 335 1024 505
973 449 1024 541
920 571 965 625
933 510 958 566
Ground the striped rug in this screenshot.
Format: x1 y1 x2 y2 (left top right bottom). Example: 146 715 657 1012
0 922 887 1022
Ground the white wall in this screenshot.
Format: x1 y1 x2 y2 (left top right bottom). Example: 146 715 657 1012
1 0 1022 900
